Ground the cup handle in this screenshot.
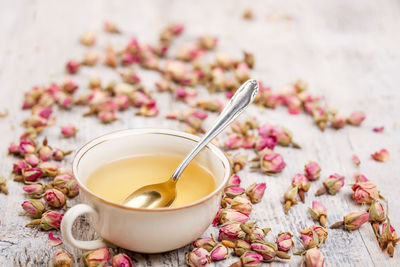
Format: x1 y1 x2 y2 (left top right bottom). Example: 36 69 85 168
61 204 107 250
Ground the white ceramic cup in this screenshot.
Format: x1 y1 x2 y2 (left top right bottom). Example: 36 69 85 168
61 129 230 253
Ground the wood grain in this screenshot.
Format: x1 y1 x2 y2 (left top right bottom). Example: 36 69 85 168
0 0 399 266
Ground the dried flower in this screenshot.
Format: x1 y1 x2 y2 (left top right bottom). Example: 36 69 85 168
61 125 77 138
231 196 253 215
13 160 28 175
18 139 36 155
379 221 400 257
283 186 298 213
228 240 251 256
53 250 74 267
224 185 245 198
245 183 266 204
27 211 64 230
242 9 254 20
347 111 365 126
371 149 389 162
61 78 79 94
255 135 277 151
112 253 133 267
0 176 8 195
258 149 286 175
304 161 321 181
227 174 241 186
22 183 44 198
83 248 111 267
352 181 379 204
65 60 81 74
185 247 211 267
83 50 99 66
210 244 230 261
305 247 325 267
240 251 263 267
353 173 369 182
300 225 328 247
49 232 63 246
219 208 249 225
22 199 45 218
218 221 246 241
22 167 43 182
241 223 270 243
225 134 244 150
292 174 310 202
276 232 294 252
368 200 385 223
308 201 328 227
39 162 59 177
44 189 66 208
193 236 217 252
53 149 72 161
352 155 360 167
331 115 346 129
80 30 96 46
104 21 120 33
373 126 384 133
8 142 20 155
330 211 370 231
315 173 345 196
38 145 52 162
229 154 247 173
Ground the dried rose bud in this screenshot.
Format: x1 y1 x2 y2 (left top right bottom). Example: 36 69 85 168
371 149 389 162
61 125 77 138
229 240 251 256
193 236 217 252
53 249 74 267
276 232 294 252
241 223 270 243
292 174 310 203
113 94 130 111
104 21 120 33
13 160 29 175
243 9 254 20
218 221 246 241
227 174 241 186
315 173 345 196
185 247 211 267
255 135 277 151
51 174 74 193
231 196 253 215
80 30 96 46
112 253 133 267
33 106 53 119
380 221 399 257
352 155 361 167
225 134 244 150
308 201 328 227
331 115 346 129
353 173 369 182
305 247 325 267
197 99 224 113
219 208 249 225
44 189 66 208
22 199 45 218
22 183 44 198
83 50 99 66
210 244 230 261
304 161 321 181
331 211 370 231
347 111 365 126
83 248 111 267
235 62 251 83
283 186 298 213
257 149 286 175
240 251 263 267
22 167 43 182
198 35 218 50
0 176 8 195
352 181 379 204
65 60 81 74
39 162 59 177
301 225 328 247
224 183 245 197
243 52 255 69
26 210 64 230
61 78 79 94
8 142 20 155
38 145 52 162
368 200 385 223
250 241 276 262
18 139 37 155
373 126 384 132
104 45 117 68
245 183 266 204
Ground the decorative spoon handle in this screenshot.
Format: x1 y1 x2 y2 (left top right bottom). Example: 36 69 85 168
171 79 259 180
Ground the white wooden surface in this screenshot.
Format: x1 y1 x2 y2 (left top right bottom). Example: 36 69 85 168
0 0 400 266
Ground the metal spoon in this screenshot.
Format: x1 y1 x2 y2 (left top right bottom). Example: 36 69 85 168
122 79 259 208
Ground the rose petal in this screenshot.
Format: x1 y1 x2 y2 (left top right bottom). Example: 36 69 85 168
49 232 63 246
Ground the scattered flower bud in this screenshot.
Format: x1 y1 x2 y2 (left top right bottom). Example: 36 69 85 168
27 210 64 230
83 50 99 66
185 247 211 267
219 209 249 225
284 186 298 213
352 181 379 204
193 236 217 252
52 149 71 161
231 196 253 215
65 60 81 74
197 99 224 113
18 139 36 155
371 149 389 162
80 30 96 46
218 221 246 241
352 155 361 167
53 250 74 267
315 173 345 196
61 125 77 138
292 174 310 202
112 253 133 267
22 167 43 182
83 248 111 267
13 160 29 175
198 35 218 50
243 9 254 20
61 78 79 94
210 244 230 261
255 135 277 151
0 176 8 195
347 111 365 126
240 251 263 267
380 221 399 257
276 232 294 252
224 185 245 198
48 232 63 246
22 199 45 218
300 225 328 247
23 154 38 167
331 115 346 129
330 211 370 231
305 247 325 267
227 174 241 186
104 21 120 33
225 134 244 150
39 162 59 177
308 201 328 227
245 183 266 204
232 240 251 256
38 145 52 162
44 189 66 208
22 183 44 198
373 126 384 133
258 149 286 175
353 173 369 182
304 161 321 181
241 223 270 243
8 142 20 155
368 200 385 223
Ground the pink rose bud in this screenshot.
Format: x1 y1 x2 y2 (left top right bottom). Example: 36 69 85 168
212 209 222 226
241 224 270 243
22 167 43 182
316 173 345 196
352 155 361 167
185 247 211 267
61 125 77 138
193 237 217 252
22 199 46 218
304 161 321 181
66 60 81 74
371 148 389 162
231 196 253 215
283 186 298 213
8 142 20 155
83 248 111 267
292 174 310 202
373 126 384 132
260 150 286 174
308 201 328 226
114 94 130 110
276 232 294 252
331 115 346 129
353 173 369 182
219 208 249 225
232 240 251 256
198 35 218 50
300 225 328 246
13 160 28 175
240 251 263 267
342 211 370 231
23 183 45 198
347 111 365 126
33 106 53 119
40 211 64 230
112 253 133 267
255 135 277 151
61 78 79 94
24 154 39 167
368 200 385 223
305 247 325 267
38 145 52 161
380 222 398 257
18 139 36 155
218 221 246 241
52 149 65 161
104 21 120 33
52 174 74 194
245 183 266 204
39 162 59 177
80 30 96 46
351 181 379 204
53 249 74 267
225 133 244 150
228 174 241 186
224 185 245 198
210 244 230 261
44 189 66 208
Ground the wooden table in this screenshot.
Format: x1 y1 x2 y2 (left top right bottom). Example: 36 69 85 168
1 0 399 266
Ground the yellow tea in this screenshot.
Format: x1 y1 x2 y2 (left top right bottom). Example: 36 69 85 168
86 154 216 207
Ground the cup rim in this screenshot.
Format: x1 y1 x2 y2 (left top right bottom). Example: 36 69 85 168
72 128 231 212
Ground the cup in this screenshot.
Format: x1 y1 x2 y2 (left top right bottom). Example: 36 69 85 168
61 129 230 253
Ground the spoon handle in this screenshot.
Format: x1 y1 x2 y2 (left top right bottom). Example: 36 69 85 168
171 79 259 180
